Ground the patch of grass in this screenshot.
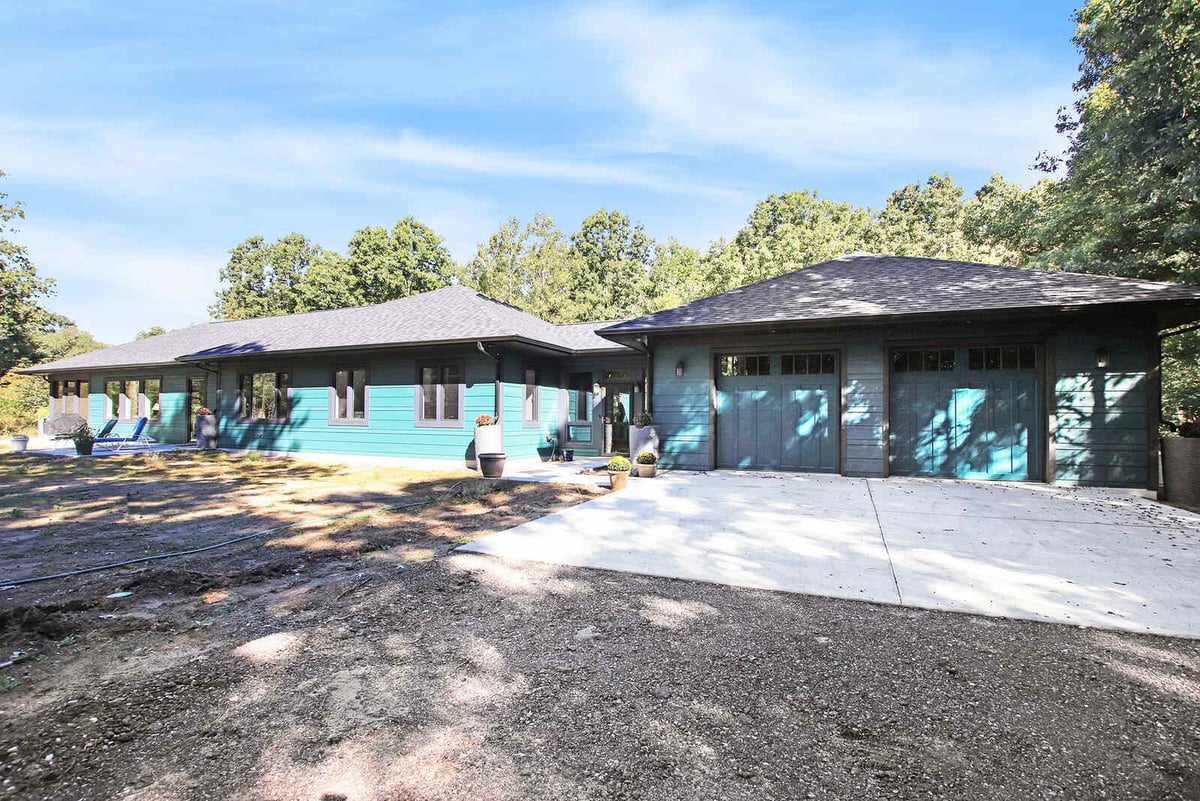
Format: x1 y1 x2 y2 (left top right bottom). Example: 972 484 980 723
0 675 18 692
57 634 76 648
7 508 24 519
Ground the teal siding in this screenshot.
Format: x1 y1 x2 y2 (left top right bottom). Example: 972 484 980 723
652 344 712 470
216 351 532 462
85 368 192 444
1053 330 1151 487
502 360 559 460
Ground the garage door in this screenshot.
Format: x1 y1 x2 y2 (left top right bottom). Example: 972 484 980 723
716 352 839 472
889 344 1043 480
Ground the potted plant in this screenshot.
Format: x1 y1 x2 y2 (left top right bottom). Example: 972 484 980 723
195 406 218 450
1161 421 1200 506
630 412 660 461
606 455 632 490
71 424 95 456
636 450 658 478
8 434 29 452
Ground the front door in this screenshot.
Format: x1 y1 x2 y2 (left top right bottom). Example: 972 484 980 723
605 383 633 454
186 376 207 442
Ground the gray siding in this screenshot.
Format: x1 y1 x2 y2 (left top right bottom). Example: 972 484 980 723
843 337 887 477
652 343 712 470
1053 328 1152 487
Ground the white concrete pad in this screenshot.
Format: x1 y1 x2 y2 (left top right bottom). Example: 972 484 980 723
461 471 1200 639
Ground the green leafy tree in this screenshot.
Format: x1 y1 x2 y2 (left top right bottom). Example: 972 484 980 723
210 233 336 320
460 213 580 322
567 209 655 321
0 171 57 374
136 325 168 339
963 174 1053 266
648 239 706 310
1034 0 1200 282
0 322 106 434
331 217 455 307
707 191 874 293
871 173 994 261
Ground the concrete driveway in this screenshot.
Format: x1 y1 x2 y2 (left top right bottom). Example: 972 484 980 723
461 471 1200 639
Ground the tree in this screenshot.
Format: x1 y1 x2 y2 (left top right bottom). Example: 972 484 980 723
136 325 168 339
648 239 706 310
1034 0 1200 281
210 233 336 320
707 191 874 293
963 174 1053 266
460 213 579 322
0 321 106 434
0 171 57 374
871 173 995 261
567 210 655 321
333 217 455 307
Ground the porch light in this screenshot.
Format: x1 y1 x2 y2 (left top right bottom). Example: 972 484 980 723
1095 347 1110 370
675 361 686 377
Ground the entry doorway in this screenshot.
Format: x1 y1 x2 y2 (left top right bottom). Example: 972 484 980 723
186 376 207 442
605 383 633 454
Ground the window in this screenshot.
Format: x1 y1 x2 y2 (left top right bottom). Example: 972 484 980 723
892 349 956 373
50 379 88 417
416 361 463 426
781 353 836 375
330 367 368 425
567 372 593 443
524 367 539 423
238 371 290 420
719 354 771 376
968 345 1037 371
104 377 161 419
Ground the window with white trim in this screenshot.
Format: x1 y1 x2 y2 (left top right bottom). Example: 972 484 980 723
330 367 368 424
104 377 161 420
523 367 539 423
416 361 463 426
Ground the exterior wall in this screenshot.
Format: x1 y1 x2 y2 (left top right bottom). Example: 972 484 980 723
214 349 528 463
84 367 194 444
502 356 561 461
1052 326 1153 487
652 343 713 470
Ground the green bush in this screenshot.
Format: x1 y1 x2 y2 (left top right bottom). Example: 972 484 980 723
636 451 657 464
606 455 632 472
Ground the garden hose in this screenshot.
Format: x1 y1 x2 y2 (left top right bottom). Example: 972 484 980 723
2 480 466 588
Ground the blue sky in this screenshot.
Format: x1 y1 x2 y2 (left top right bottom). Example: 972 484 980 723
2 0 1081 343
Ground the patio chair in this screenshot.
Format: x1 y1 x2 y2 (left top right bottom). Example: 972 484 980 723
50 418 116 443
94 417 155 453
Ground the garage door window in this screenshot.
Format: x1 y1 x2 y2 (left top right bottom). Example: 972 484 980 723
892 349 956 372
968 345 1036 371
781 353 836 375
719 354 771 376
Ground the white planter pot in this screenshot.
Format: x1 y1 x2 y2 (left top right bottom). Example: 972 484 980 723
474 424 504 457
196 415 218 450
630 425 660 461
9 435 29 452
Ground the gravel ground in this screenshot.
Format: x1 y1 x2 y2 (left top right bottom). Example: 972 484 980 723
3 545 1199 801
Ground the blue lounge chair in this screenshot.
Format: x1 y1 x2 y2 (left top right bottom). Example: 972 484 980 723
94 417 154 452
52 418 116 442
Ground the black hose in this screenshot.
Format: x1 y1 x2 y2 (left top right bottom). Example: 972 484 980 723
2 480 466 588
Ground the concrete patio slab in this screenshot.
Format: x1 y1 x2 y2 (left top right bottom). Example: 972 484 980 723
461 472 1200 639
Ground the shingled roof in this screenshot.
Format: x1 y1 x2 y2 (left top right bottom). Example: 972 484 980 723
25 285 633 374
599 253 1200 337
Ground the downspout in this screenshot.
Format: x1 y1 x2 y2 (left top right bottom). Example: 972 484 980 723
625 335 653 416
476 342 503 419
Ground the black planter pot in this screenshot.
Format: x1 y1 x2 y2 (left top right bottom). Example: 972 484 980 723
75 440 94 456
478 453 507 478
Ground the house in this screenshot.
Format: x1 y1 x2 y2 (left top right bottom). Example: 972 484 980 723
24 254 1200 489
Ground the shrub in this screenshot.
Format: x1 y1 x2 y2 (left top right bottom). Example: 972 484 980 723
475 414 496 426
636 451 657 464
633 413 653 426
606 455 632 473
70 424 95 445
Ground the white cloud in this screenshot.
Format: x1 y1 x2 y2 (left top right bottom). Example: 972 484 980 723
0 116 740 202
18 222 222 344
568 2 1070 177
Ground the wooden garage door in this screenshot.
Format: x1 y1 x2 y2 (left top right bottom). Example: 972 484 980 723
889 344 1044 480
716 352 839 472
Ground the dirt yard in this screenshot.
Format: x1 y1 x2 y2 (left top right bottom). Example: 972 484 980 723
2 452 1199 800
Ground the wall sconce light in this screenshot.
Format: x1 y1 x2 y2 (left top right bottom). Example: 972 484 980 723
1095 347 1110 370
675 361 686 377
